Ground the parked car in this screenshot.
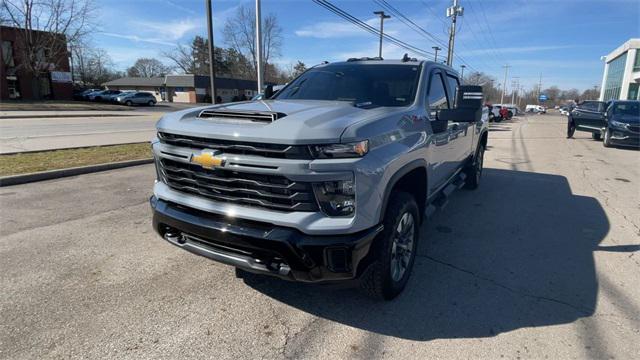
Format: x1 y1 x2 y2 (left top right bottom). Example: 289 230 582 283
150 58 489 300
526 104 546 114
115 92 157 106
602 100 640 148
91 90 122 102
568 100 608 139
105 90 133 103
75 89 101 101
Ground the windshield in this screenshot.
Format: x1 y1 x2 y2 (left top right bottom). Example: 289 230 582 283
612 102 639 116
274 64 421 107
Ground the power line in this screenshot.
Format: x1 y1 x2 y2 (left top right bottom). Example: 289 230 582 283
313 0 437 59
374 0 478 72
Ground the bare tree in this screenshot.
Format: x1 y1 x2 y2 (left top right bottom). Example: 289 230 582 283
1 0 96 98
222 4 282 81
127 58 170 78
72 43 118 86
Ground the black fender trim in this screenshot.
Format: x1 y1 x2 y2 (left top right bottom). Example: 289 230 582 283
378 159 428 223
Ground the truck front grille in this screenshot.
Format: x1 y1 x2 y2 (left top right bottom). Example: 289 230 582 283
158 158 318 212
158 132 312 159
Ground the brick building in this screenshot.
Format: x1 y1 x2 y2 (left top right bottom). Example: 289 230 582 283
1 25 73 101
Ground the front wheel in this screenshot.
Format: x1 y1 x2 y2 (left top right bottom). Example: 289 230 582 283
360 192 419 300
148 100 155 106
125 100 132 106
603 128 612 147
592 132 602 141
464 143 485 190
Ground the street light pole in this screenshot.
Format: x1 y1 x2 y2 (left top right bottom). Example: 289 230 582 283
255 0 264 94
206 0 216 104
373 11 391 58
432 46 441 62
460 64 466 81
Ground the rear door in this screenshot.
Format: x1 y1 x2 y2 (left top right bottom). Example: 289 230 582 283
574 101 606 130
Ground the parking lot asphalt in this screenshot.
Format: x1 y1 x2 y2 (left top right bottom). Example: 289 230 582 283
1 114 638 359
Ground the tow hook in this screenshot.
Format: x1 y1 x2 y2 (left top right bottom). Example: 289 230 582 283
164 231 185 245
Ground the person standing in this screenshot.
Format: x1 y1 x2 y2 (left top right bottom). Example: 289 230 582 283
567 98 579 138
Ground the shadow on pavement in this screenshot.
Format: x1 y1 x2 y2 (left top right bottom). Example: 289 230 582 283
241 168 633 341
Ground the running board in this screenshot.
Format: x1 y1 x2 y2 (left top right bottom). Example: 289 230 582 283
425 172 467 219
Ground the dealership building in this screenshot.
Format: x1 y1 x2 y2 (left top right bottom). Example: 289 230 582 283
103 75 260 103
1 25 73 101
599 38 640 101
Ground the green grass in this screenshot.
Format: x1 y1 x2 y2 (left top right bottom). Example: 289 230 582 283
0 143 152 177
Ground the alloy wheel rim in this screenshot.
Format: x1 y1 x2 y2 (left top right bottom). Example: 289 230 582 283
390 212 415 282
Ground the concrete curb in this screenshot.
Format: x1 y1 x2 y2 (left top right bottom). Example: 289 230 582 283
0 113 142 119
0 158 153 187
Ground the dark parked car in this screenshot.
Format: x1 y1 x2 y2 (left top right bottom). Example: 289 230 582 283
92 90 122 102
74 88 100 101
568 100 608 139
603 100 640 148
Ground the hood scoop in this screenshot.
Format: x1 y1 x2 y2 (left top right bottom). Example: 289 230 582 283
198 109 287 123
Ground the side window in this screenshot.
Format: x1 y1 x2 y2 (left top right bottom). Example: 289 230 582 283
580 102 597 111
427 72 449 117
445 75 460 107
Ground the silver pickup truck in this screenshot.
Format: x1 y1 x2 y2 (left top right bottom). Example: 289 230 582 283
150 58 488 300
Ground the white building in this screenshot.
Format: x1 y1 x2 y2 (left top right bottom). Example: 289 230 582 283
599 39 640 101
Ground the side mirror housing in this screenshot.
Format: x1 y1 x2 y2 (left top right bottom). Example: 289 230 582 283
437 85 483 123
263 85 274 99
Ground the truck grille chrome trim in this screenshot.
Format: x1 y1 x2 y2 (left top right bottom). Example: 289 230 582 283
158 132 312 159
158 158 318 212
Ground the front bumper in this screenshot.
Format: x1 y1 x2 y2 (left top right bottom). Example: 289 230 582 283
151 196 382 282
608 128 640 147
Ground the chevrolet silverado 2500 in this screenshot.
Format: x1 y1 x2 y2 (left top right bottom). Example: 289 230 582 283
150 58 489 300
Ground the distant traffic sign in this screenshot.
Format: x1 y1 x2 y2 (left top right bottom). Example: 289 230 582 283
539 94 548 102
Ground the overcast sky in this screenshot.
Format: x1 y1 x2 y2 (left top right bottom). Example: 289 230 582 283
94 0 639 91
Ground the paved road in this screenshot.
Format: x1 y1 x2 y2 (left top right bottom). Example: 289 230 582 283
1 114 638 359
0 103 204 153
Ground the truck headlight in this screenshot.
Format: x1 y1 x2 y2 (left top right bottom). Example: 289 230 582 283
313 180 355 217
310 140 368 159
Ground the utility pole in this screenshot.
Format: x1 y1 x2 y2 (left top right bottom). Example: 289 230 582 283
255 0 264 94
511 77 519 104
446 0 464 66
500 64 510 105
206 0 217 104
537 73 542 103
432 46 441 62
373 11 391 58
460 64 466 81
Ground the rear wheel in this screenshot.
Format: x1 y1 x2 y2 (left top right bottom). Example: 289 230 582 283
360 192 419 300
125 100 132 106
592 132 602 141
148 100 155 106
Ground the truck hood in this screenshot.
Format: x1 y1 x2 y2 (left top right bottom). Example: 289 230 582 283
156 100 396 144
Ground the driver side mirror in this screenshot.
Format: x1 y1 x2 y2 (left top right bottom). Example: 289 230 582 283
437 85 483 123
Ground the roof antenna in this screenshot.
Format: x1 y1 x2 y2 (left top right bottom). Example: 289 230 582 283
402 53 410 62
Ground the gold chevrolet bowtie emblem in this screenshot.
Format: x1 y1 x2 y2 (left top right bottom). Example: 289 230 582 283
190 150 224 169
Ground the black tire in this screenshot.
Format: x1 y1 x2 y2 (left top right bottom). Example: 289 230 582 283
567 118 576 138
507 111 513 119
125 100 132 106
592 132 602 141
603 128 612 148
360 192 419 300
464 143 485 190
148 100 155 106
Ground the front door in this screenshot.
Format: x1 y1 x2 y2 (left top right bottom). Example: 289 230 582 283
574 101 606 131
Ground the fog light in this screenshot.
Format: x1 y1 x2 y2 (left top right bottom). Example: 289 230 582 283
313 180 355 217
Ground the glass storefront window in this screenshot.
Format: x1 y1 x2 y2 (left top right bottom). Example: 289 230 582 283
628 83 639 100
603 52 627 101
634 50 640 72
